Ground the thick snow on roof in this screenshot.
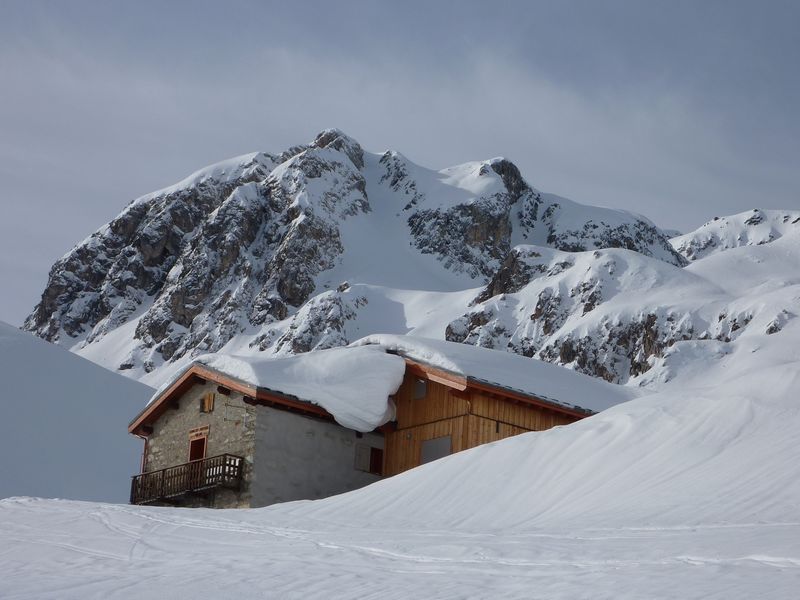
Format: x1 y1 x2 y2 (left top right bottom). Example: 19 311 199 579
154 335 637 432
352 334 640 413
192 345 406 432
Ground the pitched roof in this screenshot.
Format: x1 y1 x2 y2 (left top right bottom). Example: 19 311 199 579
130 336 640 436
130 345 406 434
352 335 641 414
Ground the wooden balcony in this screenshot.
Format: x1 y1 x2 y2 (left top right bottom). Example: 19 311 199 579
130 454 244 505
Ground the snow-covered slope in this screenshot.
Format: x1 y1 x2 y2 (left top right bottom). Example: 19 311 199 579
671 208 800 261
23 129 684 386
0 322 152 502
8 130 800 599
2 310 798 598
445 224 800 385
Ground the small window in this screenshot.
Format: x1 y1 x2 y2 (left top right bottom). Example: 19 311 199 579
200 392 215 413
188 436 206 462
421 435 451 465
414 378 427 400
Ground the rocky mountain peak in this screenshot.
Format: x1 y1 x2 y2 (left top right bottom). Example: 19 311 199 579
311 128 365 169
487 157 530 201
25 130 697 383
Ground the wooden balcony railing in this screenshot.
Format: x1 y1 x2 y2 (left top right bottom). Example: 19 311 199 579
130 454 244 505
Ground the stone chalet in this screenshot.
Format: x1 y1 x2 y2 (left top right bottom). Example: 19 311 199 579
128 335 638 508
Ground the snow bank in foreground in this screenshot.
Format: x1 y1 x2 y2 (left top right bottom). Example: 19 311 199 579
194 345 406 431
0 322 153 502
353 334 641 413
3 496 797 600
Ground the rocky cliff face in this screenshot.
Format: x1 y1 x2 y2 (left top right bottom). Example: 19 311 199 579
444 228 799 385
444 246 711 383
25 129 699 384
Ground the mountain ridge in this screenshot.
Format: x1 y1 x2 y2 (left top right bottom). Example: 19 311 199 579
23 129 794 389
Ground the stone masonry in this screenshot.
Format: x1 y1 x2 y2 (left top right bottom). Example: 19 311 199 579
142 380 257 508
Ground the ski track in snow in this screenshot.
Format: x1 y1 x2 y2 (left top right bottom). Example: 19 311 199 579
2 498 800 600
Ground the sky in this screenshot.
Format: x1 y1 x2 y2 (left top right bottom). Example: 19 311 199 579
0 0 798 325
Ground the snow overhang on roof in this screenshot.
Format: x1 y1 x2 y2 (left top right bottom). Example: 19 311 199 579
129 345 407 434
130 336 639 437
351 334 641 415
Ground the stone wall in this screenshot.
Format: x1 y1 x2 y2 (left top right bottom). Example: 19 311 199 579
143 380 257 508
250 405 384 507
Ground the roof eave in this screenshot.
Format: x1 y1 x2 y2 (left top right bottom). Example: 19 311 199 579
399 355 594 419
128 362 336 436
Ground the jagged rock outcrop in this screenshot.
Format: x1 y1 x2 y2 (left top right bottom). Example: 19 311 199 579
444 242 795 384
24 129 693 380
25 131 370 369
380 152 686 276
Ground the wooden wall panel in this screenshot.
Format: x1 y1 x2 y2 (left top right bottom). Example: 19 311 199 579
470 392 574 431
394 372 470 429
384 368 582 477
465 414 532 447
384 415 468 476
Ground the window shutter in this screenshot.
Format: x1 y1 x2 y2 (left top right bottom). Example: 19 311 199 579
200 392 215 413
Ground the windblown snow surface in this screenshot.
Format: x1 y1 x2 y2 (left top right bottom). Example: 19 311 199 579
2 320 799 598
0 322 153 502
3 235 800 598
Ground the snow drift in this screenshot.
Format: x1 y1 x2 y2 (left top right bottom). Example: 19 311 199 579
2 311 799 598
0 322 153 502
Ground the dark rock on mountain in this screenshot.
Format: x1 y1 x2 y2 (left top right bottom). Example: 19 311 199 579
24 129 689 378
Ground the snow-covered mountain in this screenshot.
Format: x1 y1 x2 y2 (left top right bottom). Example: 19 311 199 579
446 223 800 384
23 129 691 386
0 322 152 502
7 131 800 598
671 208 800 261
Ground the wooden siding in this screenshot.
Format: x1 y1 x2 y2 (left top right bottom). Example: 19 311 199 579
384 415 469 476
465 414 531 447
385 370 582 476
394 374 470 429
469 391 575 431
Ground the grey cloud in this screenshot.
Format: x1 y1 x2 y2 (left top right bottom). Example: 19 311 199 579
0 0 797 324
